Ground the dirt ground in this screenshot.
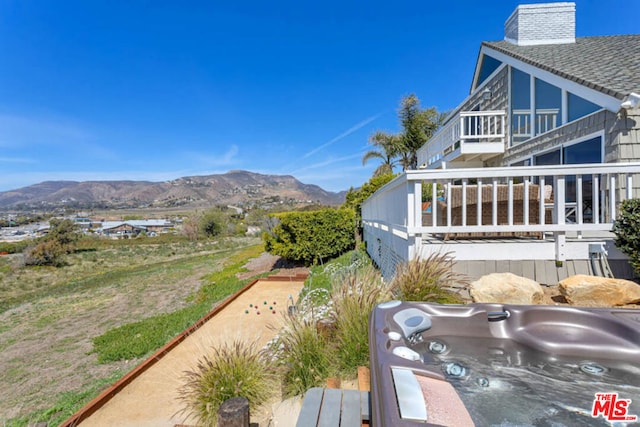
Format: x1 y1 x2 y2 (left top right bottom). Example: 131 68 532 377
237 252 309 280
77 276 306 427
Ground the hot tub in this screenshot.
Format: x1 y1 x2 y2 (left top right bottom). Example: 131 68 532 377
369 301 640 426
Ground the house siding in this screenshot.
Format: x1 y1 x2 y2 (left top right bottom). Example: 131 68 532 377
459 67 509 115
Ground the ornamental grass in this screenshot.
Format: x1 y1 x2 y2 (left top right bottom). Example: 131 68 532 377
390 252 468 303
177 340 276 426
329 265 392 376
272 313 331 397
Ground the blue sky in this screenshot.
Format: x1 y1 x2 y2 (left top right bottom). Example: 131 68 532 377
0 1 638 193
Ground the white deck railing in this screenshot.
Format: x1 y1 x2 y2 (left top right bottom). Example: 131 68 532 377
362 163 640 275
512 108 559 142
418 110 506 167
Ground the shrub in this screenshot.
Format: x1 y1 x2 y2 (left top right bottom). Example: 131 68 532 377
177 340 276 426
24 240 66 267
263 208 355 265
390 253 467 303
613 199 640 275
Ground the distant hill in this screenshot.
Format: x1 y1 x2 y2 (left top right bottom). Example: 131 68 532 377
0 171 347 210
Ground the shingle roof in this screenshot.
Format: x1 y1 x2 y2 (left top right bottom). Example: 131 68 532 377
483 35 640 100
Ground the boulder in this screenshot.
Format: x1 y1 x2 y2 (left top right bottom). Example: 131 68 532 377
558 275 640 307
470 273 544 304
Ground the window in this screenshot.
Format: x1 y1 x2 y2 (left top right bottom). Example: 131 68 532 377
511 158 531 183
535 79 561 135
511 159 531 167
568 93 601 122
563 136 602 164
532 137 602 216
477 55 502 87
534 149 560 166
511 68 531 145
563 137 601 211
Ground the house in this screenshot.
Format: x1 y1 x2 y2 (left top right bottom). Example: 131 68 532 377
362 2 640 283
99 219 173 238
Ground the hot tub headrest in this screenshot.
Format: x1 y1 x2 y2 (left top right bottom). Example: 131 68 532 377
392 308 432 340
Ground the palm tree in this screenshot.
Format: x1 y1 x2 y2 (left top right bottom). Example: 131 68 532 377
362 94 445 177
362 131 401 177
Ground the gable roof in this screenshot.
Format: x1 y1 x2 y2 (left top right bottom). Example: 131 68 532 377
482 35 640 100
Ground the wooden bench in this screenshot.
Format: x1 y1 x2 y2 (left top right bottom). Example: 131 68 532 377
295 388 370 427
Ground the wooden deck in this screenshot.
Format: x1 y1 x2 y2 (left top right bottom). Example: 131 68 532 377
295 388 370 427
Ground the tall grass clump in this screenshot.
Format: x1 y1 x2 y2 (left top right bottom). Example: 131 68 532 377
390 252 468 303
329 265 391 375
177 340 276 426
271 314 331 397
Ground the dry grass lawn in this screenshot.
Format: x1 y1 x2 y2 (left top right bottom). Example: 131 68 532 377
0 237 265 424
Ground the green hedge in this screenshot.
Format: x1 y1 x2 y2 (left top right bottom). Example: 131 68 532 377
263 209 355 265
613 198 640 275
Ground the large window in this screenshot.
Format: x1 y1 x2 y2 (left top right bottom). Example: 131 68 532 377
511 68 531 144
477 55 502 87
535 79 562 135
529 137 602 219
568 93 601 122
563 136 602 164
509 67 604 147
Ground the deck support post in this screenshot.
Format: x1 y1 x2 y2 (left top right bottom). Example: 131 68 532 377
218 397 250 427
408 180 422 260
555 233 566 262
554 175 567 262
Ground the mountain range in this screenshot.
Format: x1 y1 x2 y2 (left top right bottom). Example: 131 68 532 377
0 171 347 211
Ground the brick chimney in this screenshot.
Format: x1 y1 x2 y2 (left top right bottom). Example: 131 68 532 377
505 2 576 46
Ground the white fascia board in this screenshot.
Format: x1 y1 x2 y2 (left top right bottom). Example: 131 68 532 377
460 142 504 155
480 45 621 113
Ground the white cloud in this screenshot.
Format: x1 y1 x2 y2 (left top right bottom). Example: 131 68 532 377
289 153 363 174
301 113 382 160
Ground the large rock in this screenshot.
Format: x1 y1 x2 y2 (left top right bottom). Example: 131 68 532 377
470 273 544 304
558 275 640 307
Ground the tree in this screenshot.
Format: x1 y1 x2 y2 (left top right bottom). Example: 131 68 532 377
398 94 445 170
47 218 80 250
200 210 226 238
182 213 201 241
365 94 445 175
362 131 401 177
